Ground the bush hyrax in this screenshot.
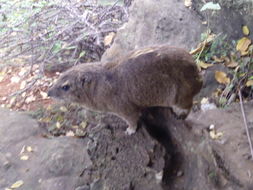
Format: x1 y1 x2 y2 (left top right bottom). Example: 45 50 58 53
48 45 202 135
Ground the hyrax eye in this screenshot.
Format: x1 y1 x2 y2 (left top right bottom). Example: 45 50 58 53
61 85 70 91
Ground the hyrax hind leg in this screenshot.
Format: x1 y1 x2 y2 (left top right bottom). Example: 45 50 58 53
171 96 193 119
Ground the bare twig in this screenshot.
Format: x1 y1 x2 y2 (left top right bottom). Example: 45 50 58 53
239 89 253 159
9 75 42 97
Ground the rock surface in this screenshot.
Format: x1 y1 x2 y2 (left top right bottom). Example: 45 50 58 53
192 0 253 40
102 0 253 62
1 101 253 189
0 108 166 190
102 0 204 62
0 108 91 190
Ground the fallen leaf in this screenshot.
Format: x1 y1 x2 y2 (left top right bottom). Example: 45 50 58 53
0 75 4 82
21 92 26 98
56 122 61 129
198 61 213 69
40 91 48 99
1 96 7 101
60 106 68 112
47 105 52 110
104 32 116 46
210 130 223 139
200 2 221 11
20 155 29 160
40 117 51 123
9 97 16 106
212 56 225 63
26 146 33 152
80 121 87 129
184 0 192 7
11 76 20 83
72 125 79 129
25 96 36 103
190 34 216 55
18 67 27 76
20 81 26 90
200 97 209 104
66 131 75 137
10 180 24 188
215 71 230 85
236 37 251 55
242 25 250 36
225 60 238 68
246 80 253 87
75 129 86 137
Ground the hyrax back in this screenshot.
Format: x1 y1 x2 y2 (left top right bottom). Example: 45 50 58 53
48 45 202 135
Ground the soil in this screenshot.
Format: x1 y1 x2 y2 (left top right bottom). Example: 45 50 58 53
0 64 56 111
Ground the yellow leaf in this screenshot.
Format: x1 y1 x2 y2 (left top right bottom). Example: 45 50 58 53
20 81 26 90
20 155 29 160
210 130 223 139
104 32 116 46
10 180 24 188
198 61 213 69
56 122 61 129
184 0 192 7
26 146 33 152
80 121 87 129
215 71 230 85
236 37 251 54
66 131 75 137
242 25 250 35
225 60 238 68
190 33 216 55
60 106 68 112
0 75 4 82
10 76 20 83
40 91 48 99
246 80 253 87
212 56 225 63
72 125 79 129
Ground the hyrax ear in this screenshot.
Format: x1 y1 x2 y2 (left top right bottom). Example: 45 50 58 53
79 73 92 87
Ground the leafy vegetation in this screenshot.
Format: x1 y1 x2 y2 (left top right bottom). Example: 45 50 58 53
192 27 253 107
0 0 128 71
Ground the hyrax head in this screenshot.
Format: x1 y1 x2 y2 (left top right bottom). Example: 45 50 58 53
48 63 101 104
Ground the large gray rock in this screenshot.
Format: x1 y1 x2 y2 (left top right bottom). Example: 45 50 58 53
192 0 253 40
0 108 91 190
102 0 204 61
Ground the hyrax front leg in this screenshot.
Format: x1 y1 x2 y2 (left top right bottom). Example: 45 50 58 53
118 110 141 135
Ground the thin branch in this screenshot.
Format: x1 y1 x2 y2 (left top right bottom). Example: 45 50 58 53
238 89 253 159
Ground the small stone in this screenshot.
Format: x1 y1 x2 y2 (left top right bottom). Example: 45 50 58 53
209 124 215 130
176 170 184 177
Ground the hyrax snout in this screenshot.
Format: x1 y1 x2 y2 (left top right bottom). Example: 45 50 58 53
48 45 202 135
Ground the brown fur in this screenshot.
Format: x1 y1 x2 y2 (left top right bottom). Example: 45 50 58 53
48 45 202 134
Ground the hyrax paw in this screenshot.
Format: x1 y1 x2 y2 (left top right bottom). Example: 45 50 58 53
175 113 187 120
171 105 190 120
125 127 136 135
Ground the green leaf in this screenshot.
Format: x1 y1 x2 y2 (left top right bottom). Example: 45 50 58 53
79 51 86 58
52 41 62 54
200 2 221 11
